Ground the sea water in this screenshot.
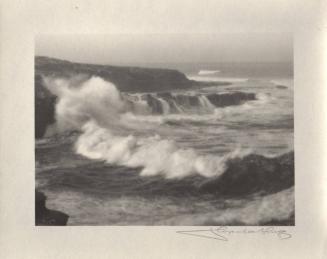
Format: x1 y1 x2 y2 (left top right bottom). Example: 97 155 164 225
35 62 294 225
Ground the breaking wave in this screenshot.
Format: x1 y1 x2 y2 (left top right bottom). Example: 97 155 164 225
38 74 294 226
160 187 294 225
198 70 220 75
187 75 249 83
44 76 260 179
123 91 256 115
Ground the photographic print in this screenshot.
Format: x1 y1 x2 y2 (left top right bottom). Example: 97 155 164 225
35 33 294 226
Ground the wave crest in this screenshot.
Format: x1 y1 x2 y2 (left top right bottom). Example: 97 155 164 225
76 121 250 178
44 76 253 179
198 70 220 75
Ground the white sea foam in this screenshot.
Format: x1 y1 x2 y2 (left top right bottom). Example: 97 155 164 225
198 70 220 75
45 76 127 131
159 187 294 225
76 121 251 178
188 75 248 83
45 76 251 179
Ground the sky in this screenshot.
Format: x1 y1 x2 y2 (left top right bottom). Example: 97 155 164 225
34 0 301 65
36 33 292 65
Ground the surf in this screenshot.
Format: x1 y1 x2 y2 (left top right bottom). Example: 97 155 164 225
43 76 262 179
198 70 220 75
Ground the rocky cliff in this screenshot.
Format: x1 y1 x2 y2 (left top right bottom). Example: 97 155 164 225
35 56 196 92
35 56 230 138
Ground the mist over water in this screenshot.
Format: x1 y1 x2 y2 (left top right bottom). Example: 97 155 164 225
36 64 294 225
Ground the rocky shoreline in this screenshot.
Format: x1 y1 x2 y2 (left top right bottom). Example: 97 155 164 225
200 152 294 196
35 190 69 226
35 56 231 138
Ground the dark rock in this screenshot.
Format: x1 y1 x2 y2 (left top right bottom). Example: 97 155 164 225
35 56 191 92
144 94 163 114
35 190 69 226
156 92 174 99
174 95 199 108
206 92 256 107
200 152 294 196
35 75 57 138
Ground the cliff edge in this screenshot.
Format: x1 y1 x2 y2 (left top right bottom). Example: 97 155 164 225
35 56 229 138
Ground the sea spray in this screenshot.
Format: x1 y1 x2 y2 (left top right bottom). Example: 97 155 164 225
44 76 127 131
75 121 250 178
44 76 251 179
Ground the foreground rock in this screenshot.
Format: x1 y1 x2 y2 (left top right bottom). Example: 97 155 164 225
35 190 69 226
200 152 294 196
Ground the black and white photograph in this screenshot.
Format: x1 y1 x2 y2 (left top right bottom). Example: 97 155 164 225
35 33 294 226
1 0 326 258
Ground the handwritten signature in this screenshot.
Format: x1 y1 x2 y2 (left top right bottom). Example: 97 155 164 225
176 226 292 241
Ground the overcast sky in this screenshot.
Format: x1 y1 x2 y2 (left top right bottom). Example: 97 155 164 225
36 33 292 64
34 0 301 65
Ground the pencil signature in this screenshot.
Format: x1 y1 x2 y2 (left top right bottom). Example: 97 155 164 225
176 226 292 241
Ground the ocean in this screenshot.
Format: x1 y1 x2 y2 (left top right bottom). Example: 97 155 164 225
35 62 294 225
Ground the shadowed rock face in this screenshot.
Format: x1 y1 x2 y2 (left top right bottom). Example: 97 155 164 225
206 92 256 107
35 56 192 92
35 190 69 226
199 152 294 196
35 75 56 138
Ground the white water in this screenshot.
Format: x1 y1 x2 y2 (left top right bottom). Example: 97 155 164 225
45 76 251 179
189 75 249 82
38 71 294 226
198 70 220 75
